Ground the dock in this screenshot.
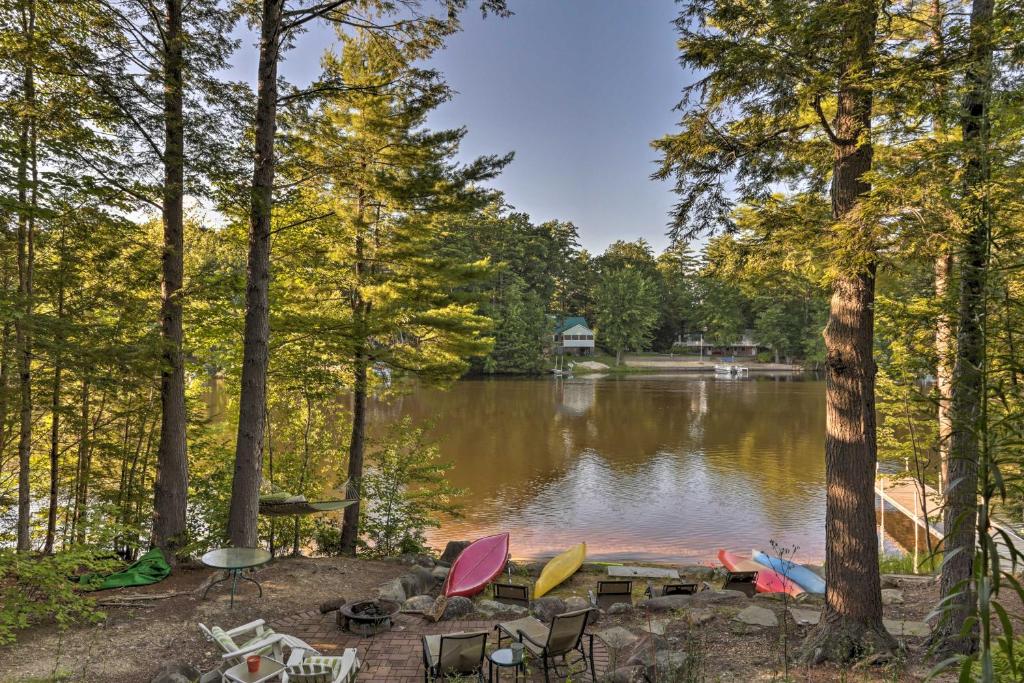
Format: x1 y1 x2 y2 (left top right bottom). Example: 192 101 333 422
876 473 1024 573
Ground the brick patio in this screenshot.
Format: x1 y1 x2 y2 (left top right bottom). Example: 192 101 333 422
272 610 611 682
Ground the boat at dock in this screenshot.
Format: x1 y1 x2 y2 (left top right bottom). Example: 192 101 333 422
714 363 749 375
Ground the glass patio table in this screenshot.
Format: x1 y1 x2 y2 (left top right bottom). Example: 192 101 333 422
201 547 272 608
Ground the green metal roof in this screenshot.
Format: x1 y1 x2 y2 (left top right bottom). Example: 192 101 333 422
554 316 591 334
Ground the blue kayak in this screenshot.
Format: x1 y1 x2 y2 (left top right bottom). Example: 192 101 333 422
752 550 826 595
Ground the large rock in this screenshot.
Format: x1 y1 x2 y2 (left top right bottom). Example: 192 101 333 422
531 596 567 623
431 565 450 580
881 573 936 589
398 553 436 568
608 602 634 617
377 578 406 603
400 566 439 597
564 596 590 612
788 607 820 626
475 599 527 617
639 589 747 613
624 633 672 669
442 596 474 620
150 663 201 683
439 540 471 565
402 595 437 613
881 588 904 605
734 605 778 627
596 625 639 652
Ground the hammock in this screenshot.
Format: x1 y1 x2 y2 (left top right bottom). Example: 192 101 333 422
258 489 357 517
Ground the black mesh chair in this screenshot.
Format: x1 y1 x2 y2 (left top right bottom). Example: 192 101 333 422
723 570 759 597
421 631 488 682
661 582 699 596
493 582 530 608
595 580 633 610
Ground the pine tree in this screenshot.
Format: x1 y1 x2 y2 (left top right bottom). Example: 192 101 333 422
278 28 508 553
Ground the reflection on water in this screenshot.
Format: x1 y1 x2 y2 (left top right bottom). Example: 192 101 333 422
370 374 828 563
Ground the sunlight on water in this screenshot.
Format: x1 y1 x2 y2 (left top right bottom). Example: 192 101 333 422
371 374 828 563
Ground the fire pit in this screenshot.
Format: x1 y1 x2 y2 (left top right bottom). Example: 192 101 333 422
337 599 401 636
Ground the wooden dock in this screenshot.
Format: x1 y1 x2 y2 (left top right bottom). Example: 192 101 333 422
876 474 1024 573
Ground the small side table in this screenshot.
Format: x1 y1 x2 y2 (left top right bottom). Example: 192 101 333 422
488 648 524 682
222 656 285 683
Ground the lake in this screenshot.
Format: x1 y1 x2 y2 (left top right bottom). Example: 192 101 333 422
370 373 829 564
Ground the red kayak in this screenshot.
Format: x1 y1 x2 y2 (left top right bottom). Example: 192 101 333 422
718 549 804 597
443 533 510 598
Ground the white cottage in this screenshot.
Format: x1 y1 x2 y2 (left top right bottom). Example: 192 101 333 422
553 316 595 356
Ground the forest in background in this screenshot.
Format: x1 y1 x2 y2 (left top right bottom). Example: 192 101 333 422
0 0 1022 674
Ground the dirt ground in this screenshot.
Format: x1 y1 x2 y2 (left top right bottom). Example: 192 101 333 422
0 555 405 683
0 555 990 683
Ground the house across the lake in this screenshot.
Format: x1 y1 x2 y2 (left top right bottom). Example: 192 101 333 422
552 316 595 356
679 330 764 357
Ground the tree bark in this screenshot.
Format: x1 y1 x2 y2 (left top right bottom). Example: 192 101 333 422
228 0 284 548
799 0 895 662
152 0 190 560
44 227 65 555
935 253 954 490
72 378 90 544
15 0 36 551
293 396 313 556
932 0 994 657
340 350 367 555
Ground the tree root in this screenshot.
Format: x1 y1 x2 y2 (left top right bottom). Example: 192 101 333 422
797 615 898 666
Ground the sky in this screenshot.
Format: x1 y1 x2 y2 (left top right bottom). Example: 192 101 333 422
228 1 690 254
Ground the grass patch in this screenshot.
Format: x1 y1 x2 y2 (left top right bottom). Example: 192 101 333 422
879 551 940 574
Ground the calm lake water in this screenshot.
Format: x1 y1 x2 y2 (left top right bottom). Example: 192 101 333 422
370 373 829 564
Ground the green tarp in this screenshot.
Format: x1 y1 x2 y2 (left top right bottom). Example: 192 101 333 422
79 548 171 591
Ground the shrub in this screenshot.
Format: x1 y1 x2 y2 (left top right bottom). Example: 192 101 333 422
0 549 117 644
358 419 463 558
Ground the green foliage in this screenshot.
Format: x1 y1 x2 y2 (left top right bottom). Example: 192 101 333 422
484 279 550 374
594 267 660 363
0 549 116 644
358 420 463 558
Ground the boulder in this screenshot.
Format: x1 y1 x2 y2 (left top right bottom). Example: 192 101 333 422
475 599 528 617
881 588 905 605
753 591 787 602
319 597 346 613
398 553 436 568
402 595 437 613
734 605 778 627
439 540 471 565
377 578 406 603
608 602 634 617
881 573 936 589
788 607 820 627
400 566 440 597
564 596 590 612
685 607 715 626
150 663 201 683
639 589 747 612
531 596 567 623
624 633 672 669
596 626 639 651
431 565 450 580
442 596 474 620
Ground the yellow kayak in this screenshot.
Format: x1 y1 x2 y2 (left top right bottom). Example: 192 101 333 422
534 543 586 598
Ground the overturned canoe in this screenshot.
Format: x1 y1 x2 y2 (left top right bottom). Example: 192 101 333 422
534 543 586 598
443 533 510 598
751 549 825 595
718 549 804 597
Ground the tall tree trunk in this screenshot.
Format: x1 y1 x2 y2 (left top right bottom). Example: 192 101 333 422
930 0 954 494
44 227 65 555
15 0 36 551
152 0 190 560
340 349 367 555
293 396 313 556
228 0 284 548
935 253 954 490
72 377 90 544
800 0 895 662
933 0 994 657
